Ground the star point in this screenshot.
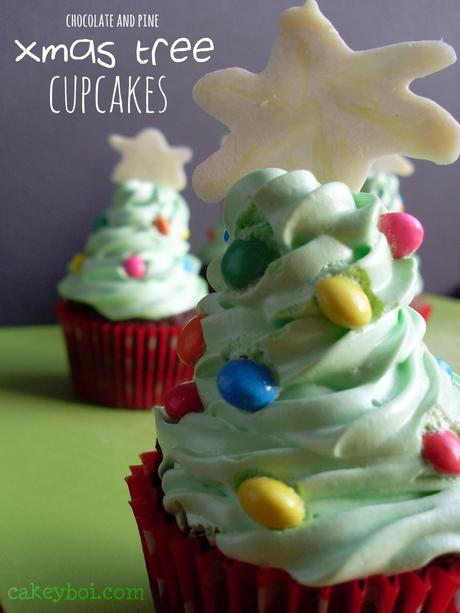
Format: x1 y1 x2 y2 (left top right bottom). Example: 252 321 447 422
371 155 414 177
193 1 460 203
110 128 192 191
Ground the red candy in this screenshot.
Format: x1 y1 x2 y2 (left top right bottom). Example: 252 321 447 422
410 297 433 322
177 313 207 366
164 381 203 421
379 212 424 258
153 217 171 235
422 431 460 475
123 254 146 279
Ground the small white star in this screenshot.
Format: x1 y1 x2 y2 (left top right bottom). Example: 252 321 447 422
109 128 192 191
193 0 460 202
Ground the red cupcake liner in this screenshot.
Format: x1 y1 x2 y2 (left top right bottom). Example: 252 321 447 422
126 450 460 613
57 301 194 409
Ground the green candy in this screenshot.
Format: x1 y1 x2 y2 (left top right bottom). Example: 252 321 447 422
221 238 276 289
93 215 108 231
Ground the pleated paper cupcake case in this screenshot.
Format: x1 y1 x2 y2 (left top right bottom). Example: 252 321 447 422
58 301 194 409
126 451 460 613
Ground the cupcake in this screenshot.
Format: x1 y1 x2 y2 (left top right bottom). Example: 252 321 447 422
129 169 460 611
58 128 207 409
128 1 460 609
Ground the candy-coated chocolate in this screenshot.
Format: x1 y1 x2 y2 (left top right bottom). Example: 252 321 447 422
436 357 453 379
93 215 108 231
183 256 195 273
123 254 146 279
153 216 171 235
217 359 277 411
221 238 276 289
238 476 305 530
410 297 432 323
316 276 372 329
177 313 207 366
379 212 424 258
69 253 85 274
164 381 203 421
182 229 190 240
422 431 460 475
223 229 230 243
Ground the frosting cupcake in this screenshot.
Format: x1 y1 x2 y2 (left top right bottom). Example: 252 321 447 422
58 128 207 409
129 169 460 609
128 1 460 609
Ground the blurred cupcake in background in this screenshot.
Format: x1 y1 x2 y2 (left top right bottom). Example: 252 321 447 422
197 210 228 290
57 128 208 409
362 154 414 213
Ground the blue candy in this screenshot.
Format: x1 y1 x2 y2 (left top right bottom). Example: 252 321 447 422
436 357 453 379
183 256 195 273
217 359 277 412
223 229 230 243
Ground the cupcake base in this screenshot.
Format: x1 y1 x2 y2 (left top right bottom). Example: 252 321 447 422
57 300 194 409
126 450 460 613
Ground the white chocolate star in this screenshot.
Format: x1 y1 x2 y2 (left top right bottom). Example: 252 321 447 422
371 155 414 177
109 128 192 191
193 0 460 202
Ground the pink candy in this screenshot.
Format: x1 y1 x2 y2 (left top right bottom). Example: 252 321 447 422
422 431 460 475
379 212 424 258
123 254 147 279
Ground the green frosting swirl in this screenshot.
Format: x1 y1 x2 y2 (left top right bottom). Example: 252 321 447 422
59 180 207 320
156 170 460 586
362 171 403 213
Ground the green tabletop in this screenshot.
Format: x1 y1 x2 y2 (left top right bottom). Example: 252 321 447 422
1 327 156 612
0 295 459 612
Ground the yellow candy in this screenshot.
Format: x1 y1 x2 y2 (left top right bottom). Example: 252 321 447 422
182 229 190 240
238 476 304 530
69 253 85 274
316 276 372 329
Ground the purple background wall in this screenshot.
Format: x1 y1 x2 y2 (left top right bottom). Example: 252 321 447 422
1 0 460 325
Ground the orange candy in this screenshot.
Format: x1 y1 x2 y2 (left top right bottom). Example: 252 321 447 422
177 313 207 366
153 216 171 235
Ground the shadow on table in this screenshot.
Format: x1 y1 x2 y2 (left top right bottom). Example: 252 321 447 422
0 372 113 410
